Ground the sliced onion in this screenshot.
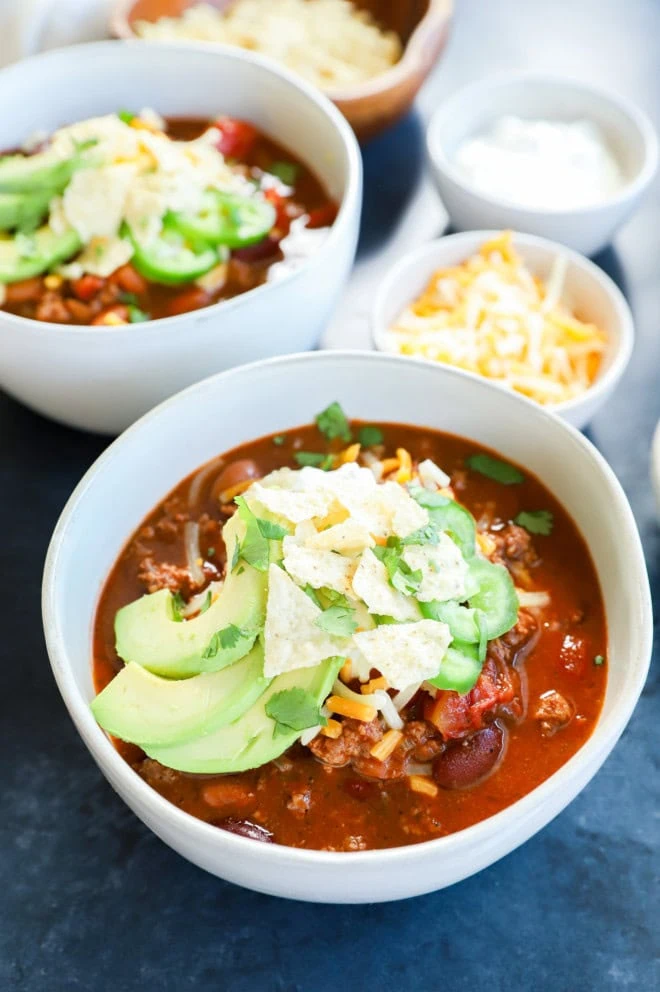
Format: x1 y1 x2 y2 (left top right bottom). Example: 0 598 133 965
361 451 384 481
300 726 321 746
180 580 224 618
332 679 379 708
417 459 450 490
184 520 205 587
373 690 404 731
392 682 422 712
188 458 223 508
516 588 551 608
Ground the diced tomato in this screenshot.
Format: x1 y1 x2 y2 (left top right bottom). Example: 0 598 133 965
213 117 259 159
165 287 210 318
72 274 105 302
110 264 148 296
306 202 339 229
424 659 515 740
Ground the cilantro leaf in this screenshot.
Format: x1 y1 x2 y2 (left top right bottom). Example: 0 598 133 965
269 161 300 185
372 544 422 596
273 434 287 446
302 584 322 608
358 425 384 447
199 590 212 615
171 590 186 622
408 484 451 510
594 654 605 666
265 687 326 737
315 402 352 443
318 588 351 609
315 604 358 637
294 451 334 469
202 623 245 659
400 523 440 547
234 497 270 572
256 517 289 540
118 109 136 124
466 453 524 485
128 304 150 323
514 510 554 536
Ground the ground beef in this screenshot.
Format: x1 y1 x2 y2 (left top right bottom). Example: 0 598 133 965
492 523 539 571
137 557 192 595
308 717 383 769
35 291 71 323
535 689 573 734
136 759 180 789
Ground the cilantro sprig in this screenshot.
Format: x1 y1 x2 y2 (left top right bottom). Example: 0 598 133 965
315 402 352 443
265 687 326 738
373 542 422 596
315 604 358 637
233 497 288 572
294 451 334 470
514 510 554 536
358 425 384 447
202 623 246 659
466 453 524 485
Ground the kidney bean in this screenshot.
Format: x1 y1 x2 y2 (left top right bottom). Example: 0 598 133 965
231 237 280 263
433 724 505 790
165 287 210 318
72 274 105 302
110 263 147 295
212 459 261 501
5 277 43 304
215 817 273 843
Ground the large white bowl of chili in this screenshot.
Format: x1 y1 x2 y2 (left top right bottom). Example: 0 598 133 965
0 42 361 434
42 352 652 902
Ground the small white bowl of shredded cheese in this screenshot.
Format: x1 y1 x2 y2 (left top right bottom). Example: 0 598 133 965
372 230 634 428
426 74 657 256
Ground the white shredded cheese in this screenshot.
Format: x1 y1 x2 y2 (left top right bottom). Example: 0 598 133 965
417 459 451 490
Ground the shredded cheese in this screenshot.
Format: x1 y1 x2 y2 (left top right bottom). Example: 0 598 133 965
409 775 438 797
370 729 403 761
326 695 377 723
135 0 402 91
384 232 607 406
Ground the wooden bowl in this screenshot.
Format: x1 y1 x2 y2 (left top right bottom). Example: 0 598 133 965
110 0 453 141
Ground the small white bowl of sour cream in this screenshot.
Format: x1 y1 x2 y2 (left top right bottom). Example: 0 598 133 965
427 74 658 256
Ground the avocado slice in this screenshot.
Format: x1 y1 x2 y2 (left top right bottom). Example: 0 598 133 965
0 225 81 283
91 641 271 748
0 149 77 194
146 656 343 773
0 188 57 232
114 514 267 679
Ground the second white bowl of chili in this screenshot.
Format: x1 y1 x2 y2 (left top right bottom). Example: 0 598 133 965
0 41 361 433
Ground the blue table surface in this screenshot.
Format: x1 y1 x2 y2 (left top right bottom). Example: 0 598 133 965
2 1 658 989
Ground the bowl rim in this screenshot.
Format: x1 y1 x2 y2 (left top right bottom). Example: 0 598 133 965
370 229 635 418
426 71 659 217
110 0 454 104
0 39 362 339
42 349 653 869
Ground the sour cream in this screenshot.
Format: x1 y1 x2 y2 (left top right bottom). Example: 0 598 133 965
454 115 625 210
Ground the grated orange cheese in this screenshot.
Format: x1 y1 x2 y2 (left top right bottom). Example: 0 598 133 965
361 676 389 694
321 719 343 739
409 775 438 797
218 477 261 504
369 729 403 761
384 232 607 406
326 695 377 723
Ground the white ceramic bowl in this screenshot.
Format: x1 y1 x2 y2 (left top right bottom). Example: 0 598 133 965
372 230 634 429
0 42 362 434
652 420 660 518
426 73 658 256
42 351 652 903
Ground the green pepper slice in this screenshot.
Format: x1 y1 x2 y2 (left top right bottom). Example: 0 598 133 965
467 557 519 640
170 191 276 249
125 222 219 286
428 642 482 695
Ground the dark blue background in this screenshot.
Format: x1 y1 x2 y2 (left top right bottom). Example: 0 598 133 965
2 0 658 988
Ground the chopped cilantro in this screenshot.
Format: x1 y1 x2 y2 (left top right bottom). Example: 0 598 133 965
199 590 212 615
236 566 245 575
373 614 398 626
594 654 605 666
514 510 554 536
408 485 450 509
171 590 186 622
255 518 289 540
273 434 287 446
234 497 270 572
119 291 139 306
265 687 326 738
466 453 524 485
358 425 384 447
128 304 150 323
202 623 245 659
315 401 352 443
315 604 358 637
294 451 334 469
400 523 440 547
372 544 422 596
207 547 215 558
118 110 136 124
269 161 300 185
318 588 351 609
302 584 322 608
